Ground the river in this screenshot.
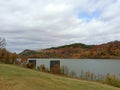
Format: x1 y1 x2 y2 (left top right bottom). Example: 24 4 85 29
29 58 120 79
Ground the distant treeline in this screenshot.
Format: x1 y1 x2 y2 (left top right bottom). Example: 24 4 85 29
19 40 120 59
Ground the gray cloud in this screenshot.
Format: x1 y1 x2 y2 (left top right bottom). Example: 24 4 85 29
0 0 120 53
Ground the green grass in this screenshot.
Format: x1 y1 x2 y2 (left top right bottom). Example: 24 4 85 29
0 64 120 90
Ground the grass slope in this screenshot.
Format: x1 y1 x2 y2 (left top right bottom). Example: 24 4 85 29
0 64 119 90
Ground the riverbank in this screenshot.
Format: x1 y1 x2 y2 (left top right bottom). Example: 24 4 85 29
0 63 119 90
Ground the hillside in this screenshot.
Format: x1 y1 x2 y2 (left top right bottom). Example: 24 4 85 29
0 63 120 90
19 41 120 59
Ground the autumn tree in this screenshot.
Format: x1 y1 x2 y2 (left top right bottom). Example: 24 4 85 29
0 37 18 64
10 52 18 64
50 64 60 74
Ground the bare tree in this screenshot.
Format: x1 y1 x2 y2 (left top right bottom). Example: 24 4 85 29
0 37 6 48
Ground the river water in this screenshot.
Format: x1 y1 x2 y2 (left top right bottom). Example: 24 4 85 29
29 58 120 78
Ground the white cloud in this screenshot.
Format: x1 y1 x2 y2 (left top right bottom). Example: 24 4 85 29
0 0 120 53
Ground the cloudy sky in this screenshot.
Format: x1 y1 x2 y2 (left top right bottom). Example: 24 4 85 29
0 0 120 53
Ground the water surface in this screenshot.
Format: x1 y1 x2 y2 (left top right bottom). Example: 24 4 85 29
29 58 120 78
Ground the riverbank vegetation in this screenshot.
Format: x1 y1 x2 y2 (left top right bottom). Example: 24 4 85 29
34 64 120 88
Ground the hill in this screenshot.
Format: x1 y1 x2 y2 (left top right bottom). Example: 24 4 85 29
0 63 120 90
19 41 120 59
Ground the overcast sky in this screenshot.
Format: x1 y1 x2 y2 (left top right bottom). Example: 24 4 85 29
0 0 120 53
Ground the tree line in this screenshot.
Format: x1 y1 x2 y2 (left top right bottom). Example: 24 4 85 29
20 41 120 59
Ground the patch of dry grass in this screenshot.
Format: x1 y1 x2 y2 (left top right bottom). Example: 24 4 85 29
0 64 120 90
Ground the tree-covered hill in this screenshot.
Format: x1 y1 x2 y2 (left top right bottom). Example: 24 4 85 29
19 41 120 59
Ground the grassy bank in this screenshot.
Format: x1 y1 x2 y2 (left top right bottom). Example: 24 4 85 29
0 64 119 90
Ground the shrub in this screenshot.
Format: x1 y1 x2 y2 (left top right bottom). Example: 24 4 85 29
26 63 34 69
60 66 69 75
69 70 76 77
104 73 120 87
50 64 60 74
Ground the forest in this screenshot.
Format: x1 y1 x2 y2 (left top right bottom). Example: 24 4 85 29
20 40 120 59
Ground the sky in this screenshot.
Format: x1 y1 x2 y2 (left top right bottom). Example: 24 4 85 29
0 0 120 53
